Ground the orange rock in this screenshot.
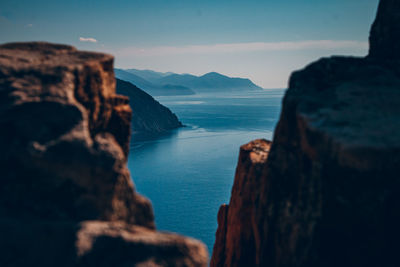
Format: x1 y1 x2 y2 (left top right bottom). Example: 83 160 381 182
0 42 208 266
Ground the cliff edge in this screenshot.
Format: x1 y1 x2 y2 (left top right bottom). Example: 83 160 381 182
116 78 183 134
211 0 400 266
0 42 207 266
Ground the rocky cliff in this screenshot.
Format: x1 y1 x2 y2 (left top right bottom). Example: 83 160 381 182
0 42 207 266
369 0 400 60
211 0 400 266
116 78 183 134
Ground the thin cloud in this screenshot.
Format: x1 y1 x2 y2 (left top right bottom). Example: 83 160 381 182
116 40 368 57
79 37 97 43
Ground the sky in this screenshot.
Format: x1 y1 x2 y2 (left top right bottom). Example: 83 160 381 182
1 0 380 88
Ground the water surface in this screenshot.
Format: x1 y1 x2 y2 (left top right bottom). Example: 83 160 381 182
127 90 284 253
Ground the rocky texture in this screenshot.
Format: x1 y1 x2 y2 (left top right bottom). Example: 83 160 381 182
0 42 153 226
211 140 271 267
116 78 183 133
0 42 208 266
0 219 207 267
211 0 400 266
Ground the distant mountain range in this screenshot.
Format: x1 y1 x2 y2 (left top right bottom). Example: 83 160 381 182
115 68 263 96
116 78 183 133
115 69 195 96
125 69 174 83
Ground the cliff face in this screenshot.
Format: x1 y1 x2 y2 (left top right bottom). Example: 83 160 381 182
211 140 272 267
369 0 400 60
0 42 207 266
116 78 183 134
211 0 400 266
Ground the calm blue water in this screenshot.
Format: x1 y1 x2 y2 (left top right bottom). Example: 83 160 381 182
127 90 284 254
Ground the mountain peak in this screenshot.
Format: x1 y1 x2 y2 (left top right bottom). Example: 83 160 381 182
202 72 223 77
118 68 263 93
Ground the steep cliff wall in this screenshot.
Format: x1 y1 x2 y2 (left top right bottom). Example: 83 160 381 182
116 78 183 133
369 0 400 60
211 0 400 266
0 42 207 266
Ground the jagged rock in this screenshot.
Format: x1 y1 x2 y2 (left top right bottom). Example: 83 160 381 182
0 42 208 266
210 140 271 267
210 204 228 267
0 42 153 226
211 0 400 266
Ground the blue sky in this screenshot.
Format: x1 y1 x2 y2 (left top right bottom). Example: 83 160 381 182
1 0 379 88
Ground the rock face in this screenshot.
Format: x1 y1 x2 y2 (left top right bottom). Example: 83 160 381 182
210 140 271 267
116 78 183 134
0 219 207 267
0 42 207 266
211 1 400 266
369 0 400 60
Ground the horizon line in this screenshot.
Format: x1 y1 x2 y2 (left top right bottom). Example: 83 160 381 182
111 40 368 57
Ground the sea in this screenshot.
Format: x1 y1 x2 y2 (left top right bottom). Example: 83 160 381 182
127 89 285 254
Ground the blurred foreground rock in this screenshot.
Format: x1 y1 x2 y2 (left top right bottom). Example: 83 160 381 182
0 42 207 267
211 0 400 266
